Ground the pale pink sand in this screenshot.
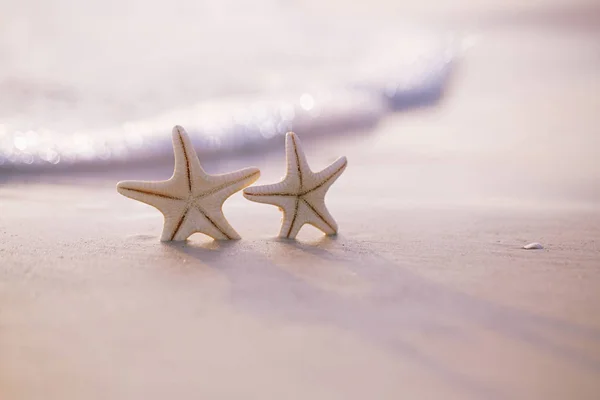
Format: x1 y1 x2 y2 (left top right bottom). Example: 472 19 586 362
1 2 600 399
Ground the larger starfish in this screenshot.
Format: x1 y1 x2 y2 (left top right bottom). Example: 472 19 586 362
117 126 260 241
243 132 347 239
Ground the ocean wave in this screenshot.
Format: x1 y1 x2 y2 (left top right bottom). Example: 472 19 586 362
0 0 468 170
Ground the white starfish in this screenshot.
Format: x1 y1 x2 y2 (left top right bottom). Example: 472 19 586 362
243 132 347 239
117 125 260 241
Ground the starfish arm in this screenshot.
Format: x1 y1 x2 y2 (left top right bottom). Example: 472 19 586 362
171 126 210 192
305 156 347 195
275 196 305 239
117 179 186 208
284 132 311 192
243 179 296 201
198 205 241 240
194 167 260 199
300 197 338 235
170 207 233 241
160 206 192 241
116 180 187 241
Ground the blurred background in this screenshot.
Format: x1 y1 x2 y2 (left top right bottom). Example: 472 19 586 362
0 0 473 168
1 0 599 176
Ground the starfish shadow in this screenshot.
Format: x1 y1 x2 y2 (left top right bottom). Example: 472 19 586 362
166 242 490 398
271 234 344 262
164 231 600 398
162 236 240 261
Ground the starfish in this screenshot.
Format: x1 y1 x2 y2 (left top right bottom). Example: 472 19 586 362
243 132 347 239
117 125 260 241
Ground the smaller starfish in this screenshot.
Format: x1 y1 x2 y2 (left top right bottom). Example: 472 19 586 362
243 132 347 239
117 125 260 241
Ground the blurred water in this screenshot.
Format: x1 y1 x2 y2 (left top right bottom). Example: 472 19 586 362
0 0 464 169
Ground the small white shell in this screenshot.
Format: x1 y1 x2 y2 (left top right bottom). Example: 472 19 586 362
523 242 544 250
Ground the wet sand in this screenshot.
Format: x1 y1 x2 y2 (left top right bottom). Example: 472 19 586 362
1 2 600 399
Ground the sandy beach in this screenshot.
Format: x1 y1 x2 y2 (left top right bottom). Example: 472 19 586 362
2 1 600 399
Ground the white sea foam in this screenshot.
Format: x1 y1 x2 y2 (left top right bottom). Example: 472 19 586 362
0 0 466 169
